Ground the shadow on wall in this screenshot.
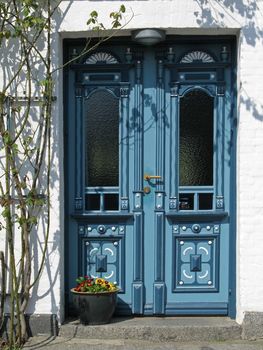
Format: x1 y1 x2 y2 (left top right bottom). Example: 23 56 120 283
24 1 76 316
0 2 74 316
194 0 263 121
86 0 263 121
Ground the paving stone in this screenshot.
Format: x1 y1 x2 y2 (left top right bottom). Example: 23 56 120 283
24 336 263 350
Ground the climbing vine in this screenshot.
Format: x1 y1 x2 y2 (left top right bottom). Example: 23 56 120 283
0 1 128 348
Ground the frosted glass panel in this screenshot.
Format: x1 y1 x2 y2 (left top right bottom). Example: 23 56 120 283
86 90 119 187
179 90 214 186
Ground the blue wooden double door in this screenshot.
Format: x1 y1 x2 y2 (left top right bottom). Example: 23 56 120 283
65 38 236 316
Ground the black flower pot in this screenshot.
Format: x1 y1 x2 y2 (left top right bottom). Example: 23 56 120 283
71 289 118 325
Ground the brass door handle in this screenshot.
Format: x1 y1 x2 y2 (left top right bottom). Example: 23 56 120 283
144 174 162 181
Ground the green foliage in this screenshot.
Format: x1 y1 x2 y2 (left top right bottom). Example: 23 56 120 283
110 4 126 28
0 1 128 347
0 0 46 42
87 5 126 30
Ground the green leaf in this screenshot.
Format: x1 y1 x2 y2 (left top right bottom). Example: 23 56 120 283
23 7 30 17
90 10 98 18
76 277 85 284
112 21 121 28
4 30 11 39
120 5 126 13
2 208 10 219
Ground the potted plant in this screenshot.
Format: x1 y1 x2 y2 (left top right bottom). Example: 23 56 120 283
71 276 119 325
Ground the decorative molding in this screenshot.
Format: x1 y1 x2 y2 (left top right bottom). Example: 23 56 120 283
220 46 229 62
85 52 119 64
173 224 219 235
216 196 224 209
179 84 216 98
173 236 218 292
155 192 164 210
167 47 175 63
217 84 225 96
132 282 144 314
120 86 129 98
79 224 125 237
134 192 143 210
163 302 228 315
121 198 129 210
180 51 215 63
84 86 95 97
153 283 165 314
155 213 165 281
120 81 129 206
156 58 165 193
125 47 133 64
170 82 179 97
71 213 133 223
75 87 82 97
169 197 177 210
192 224 201 233
97 225 106 234
166 211 228 222
134 60 143 191
214 225 220 234
78 225 85 235
136 60 142 83
169 84 179 203
173 225 179 234
134 213 144 280
74 89 83 212
216 90 225 202
84 86 120 99
157 59 164 85
84 236 124 291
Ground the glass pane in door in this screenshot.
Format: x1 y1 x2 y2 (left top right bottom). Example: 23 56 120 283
179 89 214 186
85 89 119 187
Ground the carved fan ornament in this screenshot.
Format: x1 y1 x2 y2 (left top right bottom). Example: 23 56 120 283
180 51 215 63
85 52 119 64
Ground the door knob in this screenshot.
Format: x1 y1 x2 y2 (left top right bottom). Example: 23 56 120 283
144 174 162 181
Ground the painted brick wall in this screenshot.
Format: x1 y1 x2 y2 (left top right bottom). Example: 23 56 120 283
1 0 263 323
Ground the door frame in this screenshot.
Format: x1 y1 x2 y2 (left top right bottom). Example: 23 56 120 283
63 35 237 318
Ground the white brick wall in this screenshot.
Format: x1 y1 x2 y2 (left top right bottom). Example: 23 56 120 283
1 0 263 323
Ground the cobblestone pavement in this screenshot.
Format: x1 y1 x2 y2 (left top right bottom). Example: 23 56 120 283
24 336 263 350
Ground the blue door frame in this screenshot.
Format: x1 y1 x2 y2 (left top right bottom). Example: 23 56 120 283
64 36 237 317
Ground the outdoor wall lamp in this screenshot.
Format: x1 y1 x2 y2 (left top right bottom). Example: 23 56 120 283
132 28 166 46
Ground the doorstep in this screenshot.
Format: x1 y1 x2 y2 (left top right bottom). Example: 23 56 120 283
59 317 242 342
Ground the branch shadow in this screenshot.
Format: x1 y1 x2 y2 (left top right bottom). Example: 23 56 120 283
193 0 263 121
